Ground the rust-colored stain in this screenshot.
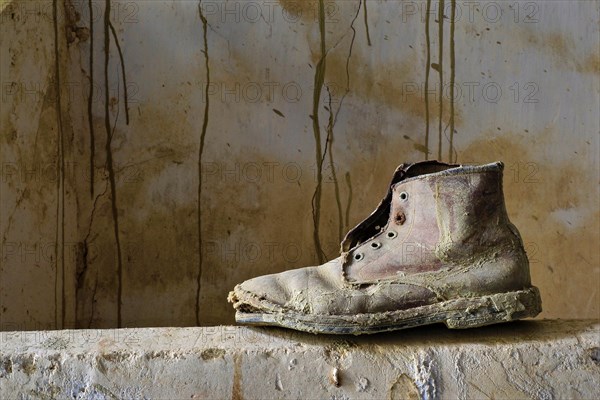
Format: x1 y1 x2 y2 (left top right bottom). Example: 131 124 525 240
521 28 595 73
540 32 570 59
579 52 600 75
231 353 243 400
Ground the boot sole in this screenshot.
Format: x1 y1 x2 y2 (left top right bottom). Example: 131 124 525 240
234 287 542 335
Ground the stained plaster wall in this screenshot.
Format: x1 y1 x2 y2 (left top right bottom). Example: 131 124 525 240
0 0 598 330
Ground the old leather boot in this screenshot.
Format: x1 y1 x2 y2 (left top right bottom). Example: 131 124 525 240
228 161 542 334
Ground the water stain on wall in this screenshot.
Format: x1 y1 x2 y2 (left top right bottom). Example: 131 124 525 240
196 0 211 326
579 52 600 75
310 0 328 264
324 53 462 141
460 134 599 319
87 0 96 198
1 0 598 331
231 354 243 400
521 27 598 74
102 0 124 328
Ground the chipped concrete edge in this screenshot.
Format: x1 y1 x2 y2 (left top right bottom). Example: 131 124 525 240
0 320 598 399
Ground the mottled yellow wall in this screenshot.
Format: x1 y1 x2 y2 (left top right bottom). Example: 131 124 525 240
1 0 598 330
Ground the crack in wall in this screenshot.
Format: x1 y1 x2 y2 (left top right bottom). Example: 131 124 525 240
108 21 129 125
324 89 343 243
195 0 210 326
362 0 371 46
310 0 327 264
52 0 66 330
103 0 124 328
76 182 108 327
332 1 360 128
1 189 27 245
324 0 362 244
87 272 99 328
344 172 353 232
77 240 89 325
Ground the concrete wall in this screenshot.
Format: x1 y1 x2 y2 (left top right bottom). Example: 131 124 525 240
1 0 598 330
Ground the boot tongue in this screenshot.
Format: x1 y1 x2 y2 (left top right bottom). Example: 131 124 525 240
340 160 457 256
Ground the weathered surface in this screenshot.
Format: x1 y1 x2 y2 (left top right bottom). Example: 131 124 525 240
229 162 543 334
1 0 599 332
1 320 598 399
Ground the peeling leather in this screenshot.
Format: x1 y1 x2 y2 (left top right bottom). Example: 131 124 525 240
231 257 438 316
228 161 540 332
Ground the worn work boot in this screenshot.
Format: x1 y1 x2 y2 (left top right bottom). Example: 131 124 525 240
228 161 542 334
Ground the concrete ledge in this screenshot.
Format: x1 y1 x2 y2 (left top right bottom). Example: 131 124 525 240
1 320 599 399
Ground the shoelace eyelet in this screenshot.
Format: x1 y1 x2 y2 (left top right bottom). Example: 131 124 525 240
370 241 381 249
399 191 409 201
395 212 406 225
386 231 397 239
354 253 364 261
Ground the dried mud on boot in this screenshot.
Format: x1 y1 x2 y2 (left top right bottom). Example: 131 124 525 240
228 161 542 335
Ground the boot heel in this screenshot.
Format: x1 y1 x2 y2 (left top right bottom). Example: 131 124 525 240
445 287 542 329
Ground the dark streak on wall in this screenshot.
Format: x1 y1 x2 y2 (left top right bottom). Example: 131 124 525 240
324 90 343 242
311 0 327 264
362 0 371 47
52 0 66 329
196 1 211 326
344 172 353 233
87 0 95 197
103 0 124 328
108 22 129 125
424 0 432 160
77 182 108 327
326 0 362 243
437 0 444 160
448 0 457 163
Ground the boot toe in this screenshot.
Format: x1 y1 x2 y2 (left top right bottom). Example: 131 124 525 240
230 259 344 314
229 274 285 312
